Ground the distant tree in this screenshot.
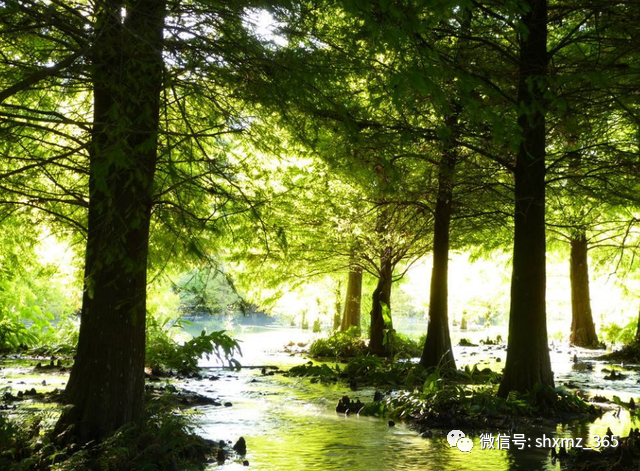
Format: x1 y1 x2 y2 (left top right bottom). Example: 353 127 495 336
340 261 362 331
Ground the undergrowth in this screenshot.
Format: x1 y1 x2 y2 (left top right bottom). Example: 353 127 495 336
287 357 597 428
359 382 597 426
288 356 501 388
146 318 242 375
308 327 423 360
0 394 220 471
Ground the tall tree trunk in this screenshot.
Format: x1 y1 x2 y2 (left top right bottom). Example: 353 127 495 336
419 10 471 371
333 281 342 331
341 266 363 331
635 304 640 343
57 0 166 442
369 251 392 356
420 151 456 370
569 233 599 347
498 0 554 396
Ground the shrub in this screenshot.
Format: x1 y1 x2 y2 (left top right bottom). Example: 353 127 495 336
360 382 598 424
308 327 367 359
601 319 636 346
387 332 423 359
146 318 242 375
0 317 37 352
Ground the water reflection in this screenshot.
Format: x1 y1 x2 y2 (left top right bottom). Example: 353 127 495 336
184 325 639 471
196 368 513 471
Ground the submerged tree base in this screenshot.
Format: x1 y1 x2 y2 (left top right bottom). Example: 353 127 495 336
557 428 640 471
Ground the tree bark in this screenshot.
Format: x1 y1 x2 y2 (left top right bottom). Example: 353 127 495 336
498 0 554 396
341 266 363 331
419 10 471 371
369 251 392 356
333 281 342 330
420 150 456 370
569 233 599 347
57 0 166 442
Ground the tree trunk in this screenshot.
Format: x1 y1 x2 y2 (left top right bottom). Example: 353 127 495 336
498 0 554 396
341 266 363 331
635 303 640 343
419 9 471 371
333 281 342 331
569 233 599 347
420 151 456 370
369 251 392 356
57 0 166 442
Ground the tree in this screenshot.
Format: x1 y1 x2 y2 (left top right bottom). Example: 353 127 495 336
419 8 474 371
498 0 554 396
569 232 599 347
340 263 362 331
56 0 167 441
1 0 277 441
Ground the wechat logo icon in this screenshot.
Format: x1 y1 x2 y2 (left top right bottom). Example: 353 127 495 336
447 430 474 452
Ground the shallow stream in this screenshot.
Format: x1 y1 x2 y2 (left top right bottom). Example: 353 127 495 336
2 325 640 470
188 326 639 471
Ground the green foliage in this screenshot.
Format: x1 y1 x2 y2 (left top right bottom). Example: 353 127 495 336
175 266 242 317
344 357 426 388
0 317 37 352
0 399 219 471
308 328 422 360
601 319 636 345
145 318 242 375
0 412 30 468
0 231 79 353
456 364 502 384
601 342 640 363
387 333 424 360
361 382 597 423
308 327 367 359
287 361 341 384
287 356 428 388
53 400 216 471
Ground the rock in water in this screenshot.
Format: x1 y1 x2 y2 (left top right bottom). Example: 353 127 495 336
234 437 247 455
